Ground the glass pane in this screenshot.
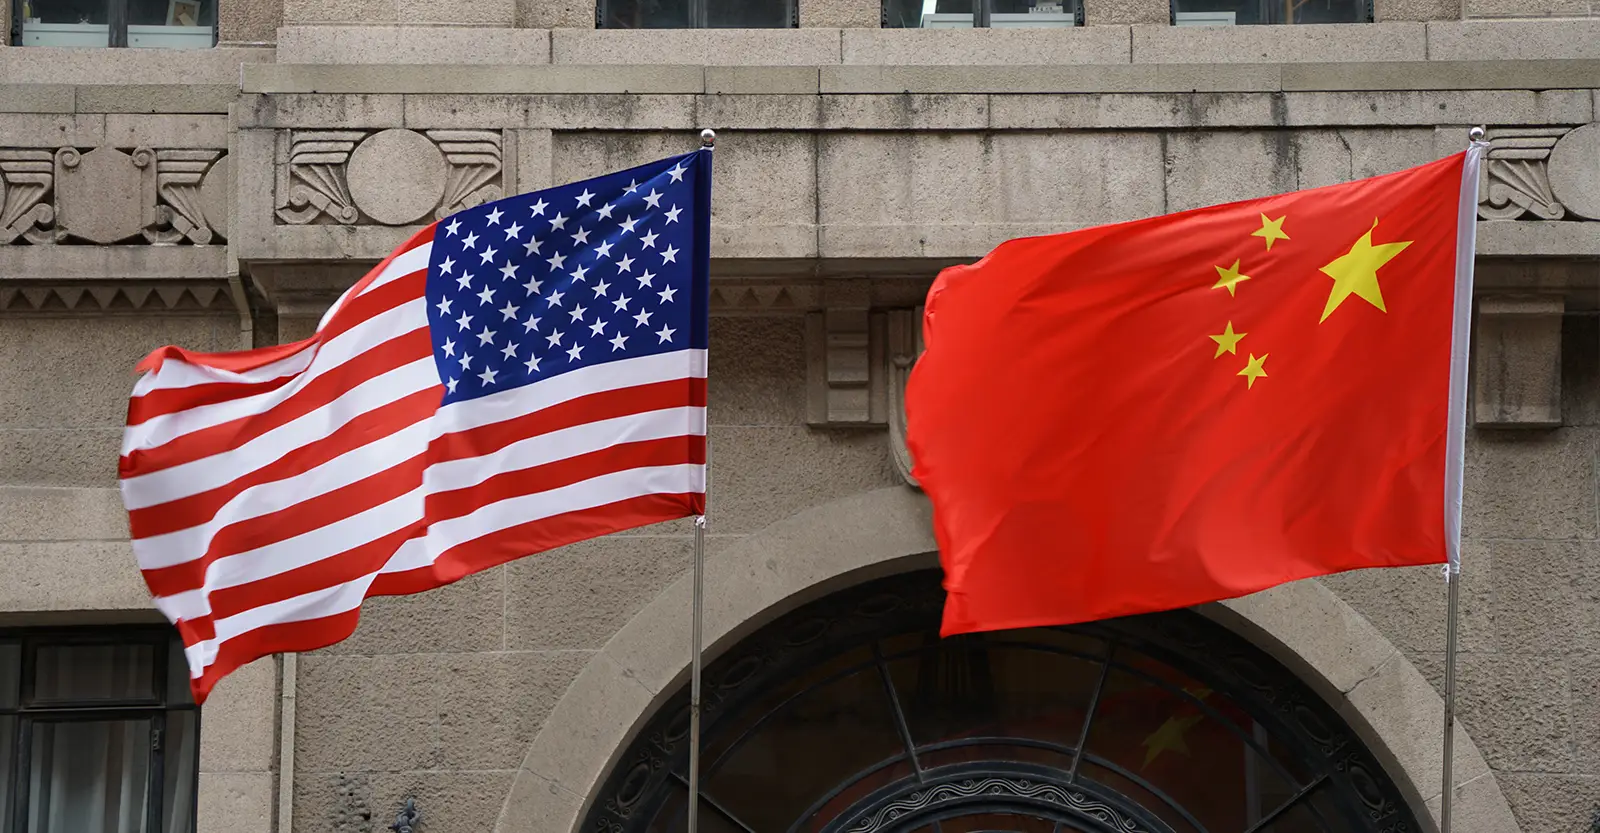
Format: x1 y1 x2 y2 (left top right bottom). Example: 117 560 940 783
991 0 1078 25
1172 0 1363 23
165 643 194 707
126 0 214 26
881 0 978 27
31 644 156 704
1 717 14 831
18 0 110 46
19 0 107 23
1 642 19 709
28 720 151 833
162 713 198 833
601 0 693 28
705 0 789 26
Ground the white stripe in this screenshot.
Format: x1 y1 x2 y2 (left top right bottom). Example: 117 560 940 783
1444 140 1486 573
121 299 429 456
184 570 382 677
365 242 432 293
120 357 441 511
431 348 708 439
130 342 316 398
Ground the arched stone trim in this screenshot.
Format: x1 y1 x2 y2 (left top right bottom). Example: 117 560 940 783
495 487 1521 833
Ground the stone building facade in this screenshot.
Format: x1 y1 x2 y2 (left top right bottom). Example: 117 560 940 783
0 0 1597 832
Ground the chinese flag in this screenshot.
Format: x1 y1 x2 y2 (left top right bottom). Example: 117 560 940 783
906 147 1485 636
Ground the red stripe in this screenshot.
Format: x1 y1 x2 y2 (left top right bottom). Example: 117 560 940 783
128 373 299 428
139 454 427 597
120 328 432 477
128 386 441 540
316 271 426 346
185 609 365 704
372 491 702 596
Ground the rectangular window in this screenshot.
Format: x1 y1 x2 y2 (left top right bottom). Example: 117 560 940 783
1170 0 1370 23
598 0 797 28
0 629 198 833
14 0 215 48
883 0 1081 28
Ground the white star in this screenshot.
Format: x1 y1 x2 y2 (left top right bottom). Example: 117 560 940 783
637 270 656 288
479 246 498 265
665 205 683 224
612 295 632 313
458 352 473 370
446 218 461 236
575 189 595 208
593 279 611 297
499 301 520 321
545 330 564 348
658 285 678 304
668 162 687 183
546 252 566 271
571 264 589 283
660 245 679 264
504 222 523 241
549 212 568 230
616 254 635 274
634 309 653 328
530 198 548 216
439 256 456 274
441 338 457 357
596 202 616 220
461 232 479 250
478 367 499 386
477 286 496 306
500 341 519 360
499 261 518 281
522 275 543 295
571 227 590 245
625 179 639 194
456 272 473 291
567 343 585 362
447 377 459 393
486 207 503 226
455 311 474 331
569 304 588 322
523 236 543 257
523 314 541 332
640 230 659 249
476 326 497 346
524 354 541 373
546 288 565 308
589 319 608 337
656 325 676 343
435 297 453 316
620 215 639 234
644 189 663 209
610 333 629 351
594 240 614 259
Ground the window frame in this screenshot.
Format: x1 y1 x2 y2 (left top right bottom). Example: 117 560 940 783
0 625 199 833
9 0 218 48
594 0 799 29
882 0 1085 29
1167 0 1373 24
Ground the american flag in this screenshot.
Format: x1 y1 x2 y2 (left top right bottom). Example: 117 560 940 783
118 150 711 702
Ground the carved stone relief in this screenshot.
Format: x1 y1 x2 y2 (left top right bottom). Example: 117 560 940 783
1477 124 1599 221
275 128 504 226
0 281 234 315
0 146 229 245
886 307 924 489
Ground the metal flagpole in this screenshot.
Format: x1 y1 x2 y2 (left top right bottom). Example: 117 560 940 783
1441 563 1460 833
687 126 715 833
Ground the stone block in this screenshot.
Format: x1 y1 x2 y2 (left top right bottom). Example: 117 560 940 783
496 772 584 833
1083 0 1169 24
0 430 122 487
990 92 1274 129
513 127 554 194
1218 579 1398 695
0 486 127 541
708 426 901 534
277 25 550 64
1322 541 1492 655
1282 59 1600 92
1132 22 1427 64
515 653 653 808
552 28 843 65
705 66 821 94
197 771 274 833
1497 773 1600 833
708 316 807 427
801 0 879 27
1282 89 1593 126
522 94 695 129
1473 295 1565 428
105 113 229 150
1163 130 1296 212
198 658 276 773
282 0 396 24
698 94 823 129
1291 128 1438 191
0 541 149 612
244 63 702 94
1427 19 1600 60
821 63 1281 94
219 0 283 43
237 92 404 128
1573 656 1600 770
842 27 1131 65
518 0 591 27
0 84 73 114
1489 539 1599 655
819 94 987 129
1467 0 1590 14
1414 651 1574 773
318 567 506 655
398 0 514 24
1476 219 1600 257
0 47 271 86
504 535 692 651
1376 0 1455 20
294 771 515 833
73 85 234 114
1420 771 1525 833
0 113 104 147
1463 427 1597 539
1344 653 1489 805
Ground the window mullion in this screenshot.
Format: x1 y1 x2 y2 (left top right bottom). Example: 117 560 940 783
147 712 166 833
108 0 127 47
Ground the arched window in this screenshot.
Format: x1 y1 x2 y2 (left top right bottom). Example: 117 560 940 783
1170 0 1369 25
588 571 1420 833
883 0 1082 27
597 0 796 28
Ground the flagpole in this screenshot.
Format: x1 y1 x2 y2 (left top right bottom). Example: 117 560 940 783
1441 563 1460 833
687 126 715 833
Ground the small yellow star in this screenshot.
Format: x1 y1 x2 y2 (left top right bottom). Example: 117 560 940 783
1317 218 1413 324
1238 353 1269 389
1212 260 1251 296
1209 321 1246 358
1252 214 1290 251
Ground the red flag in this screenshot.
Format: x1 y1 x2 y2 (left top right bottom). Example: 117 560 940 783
905 146 1485 636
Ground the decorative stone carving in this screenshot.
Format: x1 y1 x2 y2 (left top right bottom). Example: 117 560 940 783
805 308 887 427
1478 127 1570 221
145 150 227 245
55 146 154 244
0 281 234 315
1547 122 1600 221
886 307 925 489
275 128 505 226
1473 294 1564 429
0 150 56 245
0 147 228 246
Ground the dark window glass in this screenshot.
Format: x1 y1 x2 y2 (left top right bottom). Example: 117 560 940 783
597 0 792 27
600 0 693 28
1171 0 1365 24
27 720 152 833
0 644 18 709
32 644 157 704
15 0 215 47
881 0 1078 27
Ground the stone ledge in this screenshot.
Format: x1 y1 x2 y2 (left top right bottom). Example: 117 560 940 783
242 64 707 94
1132 21 1427 64
73 85 237 114
276 25 552 65
0 46 274 86
1427 18 1600 62
0 246 230 282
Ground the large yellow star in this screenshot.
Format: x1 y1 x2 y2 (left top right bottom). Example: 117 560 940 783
1212 260 1251 296
1209 321 1246 358
1239 353 1268 389
1317 218 1413 324
1252 214 1290 251
1142 714 1204 767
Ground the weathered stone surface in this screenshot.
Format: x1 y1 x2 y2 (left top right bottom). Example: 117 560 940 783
0 114 104 153
1375 0 1455 20
198 658 277 773
708 316 807 427
820 93 988 129
708 426 901 534
1164 130 1296 212
0 429 123 487
1133 22 1427 64
801 0 878 27
1414 651 1573 772
1323 541 1492 655
237 92 404 128
295 771 515 833
398 0 513 24
0 84 73 114
1489 540 1599 655
73 84 235 114
991 92 1272 128
1292 127 1437 190
318 568 506 656
1219 578 1399 694
843 27 1131 65
1466 0 1590 15
504 535 692 651
1474 295 1565 428
0 47 271 86
1463 428 1597 540
276 26 551 65
553 28 843 65
346 128 448 224
0 541 148 612
705 66 820 95
1084 0 1169 24
1421 770 1526 833
1283 89 1592 126
698 94 822 130
245 64 702 95
517 0 590 27
219 0 282 43
1344 652 1489 805
1498 774 1600 833
105 113 228 150
1573 655 1600 770
1427 19 1600 61
1549 122 1600 221
197 771 274 833
282 0 396 24
0 486 127 541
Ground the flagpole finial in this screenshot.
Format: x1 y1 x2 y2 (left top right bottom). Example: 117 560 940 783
699 128 716 148
1468 126 1485 143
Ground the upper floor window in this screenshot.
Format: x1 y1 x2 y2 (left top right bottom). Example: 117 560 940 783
1171 0 1369 24
0 628 198 833
597 0 797 27
883 0 1082 27
13 0 216 48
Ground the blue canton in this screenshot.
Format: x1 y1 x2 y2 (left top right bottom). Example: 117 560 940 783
424 150 711 405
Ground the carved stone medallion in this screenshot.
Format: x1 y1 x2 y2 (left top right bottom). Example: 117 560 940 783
1547 122 1600 221
346 129 448 226
55 146 151 244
